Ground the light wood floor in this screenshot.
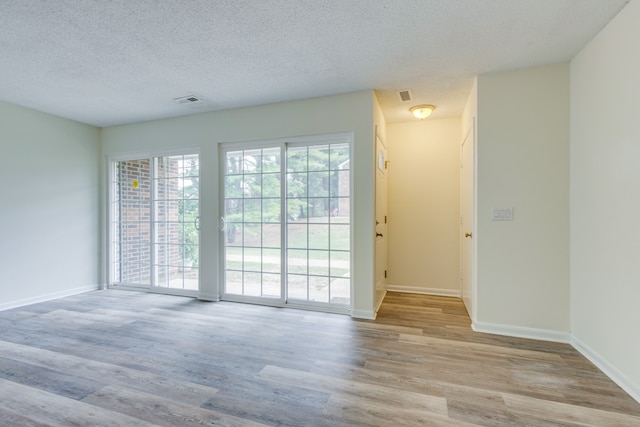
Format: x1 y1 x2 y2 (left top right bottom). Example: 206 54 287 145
0 290 638 426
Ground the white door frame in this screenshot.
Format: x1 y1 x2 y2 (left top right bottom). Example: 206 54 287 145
374 127 388 312
460 119 477 322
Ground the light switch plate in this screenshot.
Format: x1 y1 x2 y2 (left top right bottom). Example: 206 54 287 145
492 207 513 221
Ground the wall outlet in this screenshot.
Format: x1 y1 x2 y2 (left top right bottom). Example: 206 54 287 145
492 207 513 221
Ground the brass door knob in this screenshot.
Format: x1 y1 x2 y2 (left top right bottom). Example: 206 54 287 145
465 232 472 238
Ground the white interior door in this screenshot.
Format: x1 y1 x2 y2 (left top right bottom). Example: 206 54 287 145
375 132 388 306
460 124 474 318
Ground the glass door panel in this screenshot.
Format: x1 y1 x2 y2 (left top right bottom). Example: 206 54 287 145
112 159 152 286
153 154 200 290
286 143 351 306
223 147 283 300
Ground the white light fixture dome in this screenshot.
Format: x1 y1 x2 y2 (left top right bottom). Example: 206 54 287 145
409 104 436 120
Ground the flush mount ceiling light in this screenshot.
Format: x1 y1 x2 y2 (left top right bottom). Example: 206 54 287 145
409 104 436 120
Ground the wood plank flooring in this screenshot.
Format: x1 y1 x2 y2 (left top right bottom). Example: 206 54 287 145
0 290 638 426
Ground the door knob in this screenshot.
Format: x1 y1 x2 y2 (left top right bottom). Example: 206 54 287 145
376 233 383 238
465 232 472 238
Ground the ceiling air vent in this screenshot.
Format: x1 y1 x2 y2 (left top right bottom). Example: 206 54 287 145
173 95 204 105
398 90 412 102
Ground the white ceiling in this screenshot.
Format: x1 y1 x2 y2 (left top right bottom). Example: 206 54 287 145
0 0 629 127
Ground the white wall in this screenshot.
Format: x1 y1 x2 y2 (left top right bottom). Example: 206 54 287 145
0 101 100 309
475 64 570 335
570 0 640 401
101 91 377 318
386 118 461 296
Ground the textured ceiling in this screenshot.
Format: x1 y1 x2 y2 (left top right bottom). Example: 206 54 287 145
0 0 629 127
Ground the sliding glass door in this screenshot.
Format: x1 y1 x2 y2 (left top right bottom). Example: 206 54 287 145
221 136 351 310
110 153 200 293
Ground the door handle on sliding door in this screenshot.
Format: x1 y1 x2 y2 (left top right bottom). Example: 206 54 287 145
220 216 227 231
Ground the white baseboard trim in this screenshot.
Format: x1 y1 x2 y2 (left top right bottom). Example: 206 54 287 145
375 289 387 313
472 320 571 344
0 284 100 312
387 285 461 298
571 336 640 404
351 308 376 320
